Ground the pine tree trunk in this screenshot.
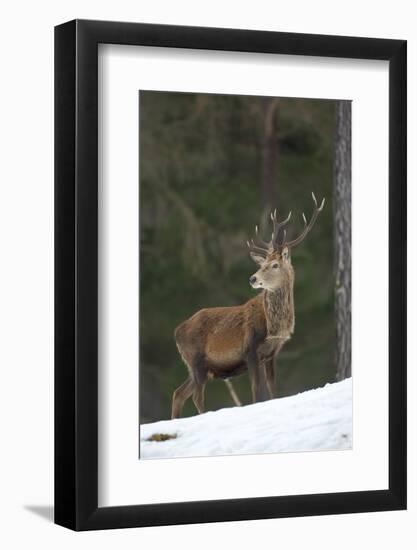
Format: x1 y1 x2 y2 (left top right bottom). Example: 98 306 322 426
334 101 352 381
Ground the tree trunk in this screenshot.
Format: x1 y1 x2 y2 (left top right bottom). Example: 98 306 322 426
260 97 279 211
334 101 352 381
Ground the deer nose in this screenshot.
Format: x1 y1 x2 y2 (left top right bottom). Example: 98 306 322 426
249 275 257 285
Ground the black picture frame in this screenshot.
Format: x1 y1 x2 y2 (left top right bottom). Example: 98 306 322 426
55 19 407 531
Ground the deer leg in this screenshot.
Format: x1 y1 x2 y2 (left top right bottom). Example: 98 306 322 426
171 377 193 419
264 357 275 400
247 349 266 403
191 354 208 414
192 382 207 414
246 346 267 403
224 378 242 407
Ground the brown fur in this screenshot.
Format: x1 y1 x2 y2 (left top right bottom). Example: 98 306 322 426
171 193 325 418
171 249 294 419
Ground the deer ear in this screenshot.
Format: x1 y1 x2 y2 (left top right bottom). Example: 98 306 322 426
250 252 265 266
281 247 290 262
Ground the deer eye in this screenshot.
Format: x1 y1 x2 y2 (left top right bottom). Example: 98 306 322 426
272 263 279 269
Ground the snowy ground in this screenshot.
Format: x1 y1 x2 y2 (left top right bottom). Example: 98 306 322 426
140 378 352 459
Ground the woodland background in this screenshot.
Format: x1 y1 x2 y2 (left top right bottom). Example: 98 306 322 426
139 91 338 423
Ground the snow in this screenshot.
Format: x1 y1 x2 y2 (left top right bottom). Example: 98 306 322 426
140 378 352 459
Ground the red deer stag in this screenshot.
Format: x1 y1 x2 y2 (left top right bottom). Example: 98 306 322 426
171 192 325 419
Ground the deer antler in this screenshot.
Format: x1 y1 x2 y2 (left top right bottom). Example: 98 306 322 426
247 209 292 257
247 193 324 258
271 209 292 249
246 239 269 258
283 192 325 249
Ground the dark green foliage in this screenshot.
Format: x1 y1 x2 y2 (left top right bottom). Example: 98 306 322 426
140 91 336 423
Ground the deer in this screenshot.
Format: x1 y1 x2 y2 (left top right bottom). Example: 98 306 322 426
171 192 325 419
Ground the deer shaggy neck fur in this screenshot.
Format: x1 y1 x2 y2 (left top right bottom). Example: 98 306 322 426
263 271 295 338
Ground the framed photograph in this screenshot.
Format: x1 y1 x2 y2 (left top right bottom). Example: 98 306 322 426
55 19 406 530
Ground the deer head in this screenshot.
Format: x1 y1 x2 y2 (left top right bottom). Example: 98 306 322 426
247 192 325 291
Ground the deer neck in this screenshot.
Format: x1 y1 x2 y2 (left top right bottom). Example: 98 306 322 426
263 279 294 339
